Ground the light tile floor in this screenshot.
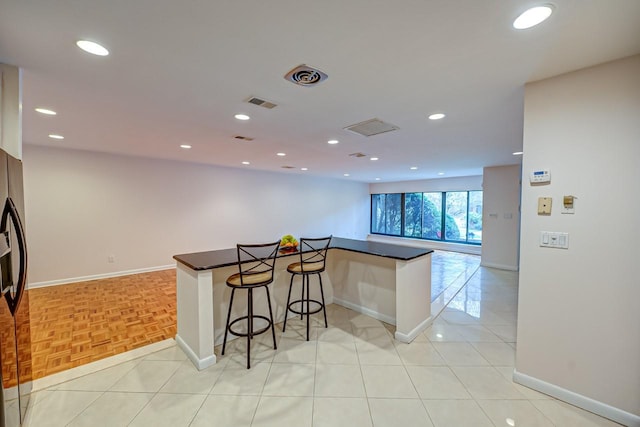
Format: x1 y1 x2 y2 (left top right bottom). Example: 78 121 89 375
24 267 623 427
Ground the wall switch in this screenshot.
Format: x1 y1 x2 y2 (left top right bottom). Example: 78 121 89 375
538 197 552 215
540 231 569 249
108 255 115 263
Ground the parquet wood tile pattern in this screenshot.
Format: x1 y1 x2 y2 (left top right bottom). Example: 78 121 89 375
28 269 176 379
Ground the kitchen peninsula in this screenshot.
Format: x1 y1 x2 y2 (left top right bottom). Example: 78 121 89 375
174 237 433 369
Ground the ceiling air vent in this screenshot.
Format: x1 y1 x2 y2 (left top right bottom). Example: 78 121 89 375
284 64 328 87
349 152 367 158
234 135 254 141
246 96 277 109
344 118 399 137
281 165 296 169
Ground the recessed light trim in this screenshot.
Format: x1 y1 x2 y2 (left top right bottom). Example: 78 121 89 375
234 114 250 120
513 5 553 30
301 167 308 171
35 108 57 115
242 161 250 165
327 139 339 145
438 172 445 176
375 178 381 181
370 157 379 161
343 173 350 177
428 113 446 120
277 152 286 157
48 134 64 140
513 151 524 155
180 144 192 149
76 40 109 56
410 166 418 170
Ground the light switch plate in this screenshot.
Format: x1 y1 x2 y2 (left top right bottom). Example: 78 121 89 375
540 231 569 249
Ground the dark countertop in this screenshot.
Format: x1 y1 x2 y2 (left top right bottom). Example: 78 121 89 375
173 237 433 271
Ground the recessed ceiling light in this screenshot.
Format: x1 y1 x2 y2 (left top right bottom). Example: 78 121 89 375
370 157 379 161
327 139 339 145
513 151 524 155
242 161 250 165
180 144 192 149
234 114 250 120
343 173 350 177
35 108 56 115
428 113 446 120
410 166 418 170
375 178 381 181
301 167 308 171
438 172 445 176
513 5 553 29
48 134 64 140
76 40 109 56
277 152 286 157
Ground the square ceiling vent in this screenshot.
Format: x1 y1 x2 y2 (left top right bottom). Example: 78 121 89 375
344 118 399 137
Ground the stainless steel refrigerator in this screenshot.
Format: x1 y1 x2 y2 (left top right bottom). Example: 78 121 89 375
0 150 30 427
0 63 31 427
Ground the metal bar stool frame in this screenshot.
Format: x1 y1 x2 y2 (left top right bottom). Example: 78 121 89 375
283 236 332 341
221 240 280 369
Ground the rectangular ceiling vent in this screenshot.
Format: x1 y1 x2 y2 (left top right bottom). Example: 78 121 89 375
344 118 399 137
349 152 367 158
246 96 277 109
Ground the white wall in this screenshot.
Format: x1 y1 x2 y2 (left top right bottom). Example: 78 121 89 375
480 165 520 270
23 145 370 285
516 55 640 424
369 175 482 194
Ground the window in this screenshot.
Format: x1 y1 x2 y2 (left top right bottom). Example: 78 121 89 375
371 191 482 244
371 193 402 235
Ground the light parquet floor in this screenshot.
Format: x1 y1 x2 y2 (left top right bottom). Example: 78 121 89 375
28 269 177 379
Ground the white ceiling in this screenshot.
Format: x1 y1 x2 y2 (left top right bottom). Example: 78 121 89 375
1 0 639 183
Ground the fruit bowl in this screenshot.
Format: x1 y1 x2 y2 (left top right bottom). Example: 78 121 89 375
280 234 298 251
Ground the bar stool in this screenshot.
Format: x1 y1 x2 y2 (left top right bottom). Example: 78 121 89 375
283 236 332 341
222 241 280 369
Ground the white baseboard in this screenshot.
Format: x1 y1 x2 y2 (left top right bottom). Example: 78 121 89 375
333 297 396 325
175 334 217 371
395 316 433 343
480 261 519 271
513 369 640 427
27 264 175 290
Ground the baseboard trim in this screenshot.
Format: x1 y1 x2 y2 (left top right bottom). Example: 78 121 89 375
513 369 640 427
175 334 217 370
332 297 396 325
479 261 519 271
27 264 176 290
31 338 176 391
394 316 433 343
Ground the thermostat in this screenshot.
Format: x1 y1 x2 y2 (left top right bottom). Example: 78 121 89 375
530 169 550 184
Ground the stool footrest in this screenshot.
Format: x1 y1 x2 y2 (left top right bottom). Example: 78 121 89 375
287 298 324 316
228 315 273 338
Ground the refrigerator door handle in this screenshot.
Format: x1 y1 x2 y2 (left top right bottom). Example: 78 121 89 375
1 197 27 316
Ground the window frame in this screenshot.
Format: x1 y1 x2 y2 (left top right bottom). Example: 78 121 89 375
370 191 482 245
